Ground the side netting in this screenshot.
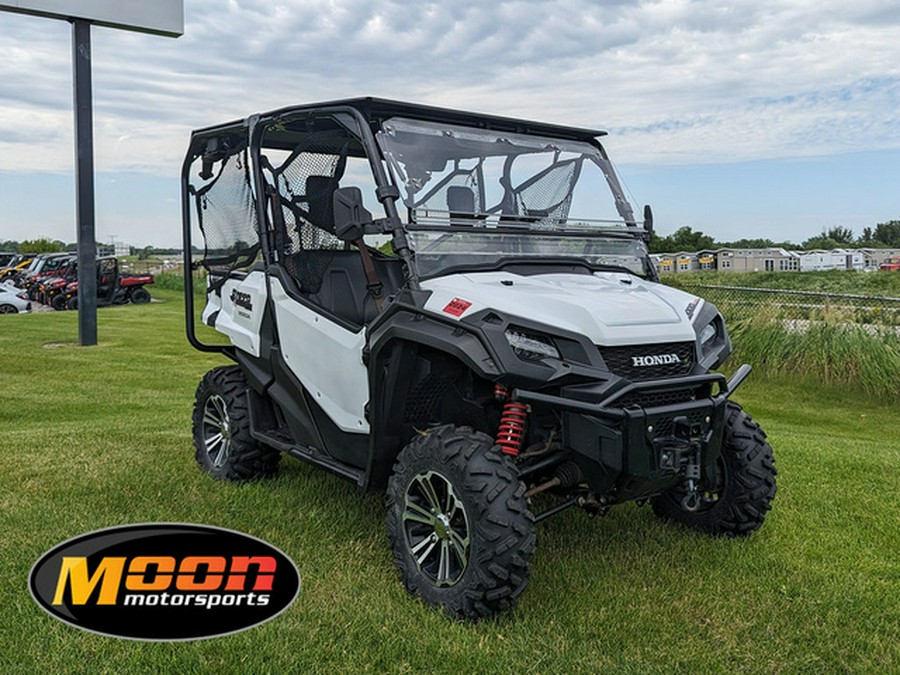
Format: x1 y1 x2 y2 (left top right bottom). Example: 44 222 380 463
188 141 260 284
260 132 350 294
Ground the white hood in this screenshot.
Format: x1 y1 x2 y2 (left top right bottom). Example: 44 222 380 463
421 271 701 346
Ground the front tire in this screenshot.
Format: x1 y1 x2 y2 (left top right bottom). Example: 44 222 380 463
386 425 535 619
651 401 777 536
192 365 279 480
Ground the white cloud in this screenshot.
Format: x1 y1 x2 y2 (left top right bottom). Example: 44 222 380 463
0 1 898 174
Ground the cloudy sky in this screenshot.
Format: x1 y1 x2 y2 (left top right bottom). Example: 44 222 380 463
1 0 898 248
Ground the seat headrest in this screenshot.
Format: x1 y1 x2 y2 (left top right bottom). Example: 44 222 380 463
447 185 476 215
305 175 340 233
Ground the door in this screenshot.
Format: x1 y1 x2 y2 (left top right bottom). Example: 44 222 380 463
269 276 369 434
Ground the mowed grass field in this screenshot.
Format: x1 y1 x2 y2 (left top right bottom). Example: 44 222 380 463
1 287 898 673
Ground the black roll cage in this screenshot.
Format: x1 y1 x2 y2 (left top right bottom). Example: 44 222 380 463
181 97 645 355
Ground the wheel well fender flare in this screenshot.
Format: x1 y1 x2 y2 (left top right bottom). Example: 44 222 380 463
362 311 501 491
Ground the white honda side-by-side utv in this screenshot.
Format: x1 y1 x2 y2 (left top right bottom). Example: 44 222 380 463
182 98 776 619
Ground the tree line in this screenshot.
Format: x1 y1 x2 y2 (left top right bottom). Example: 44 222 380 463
650 221 900 254
0 239 187 257
5 221 900 258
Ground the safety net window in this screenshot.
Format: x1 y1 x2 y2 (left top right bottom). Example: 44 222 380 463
259 127 357 294
507 157 579 228
188 134 260 280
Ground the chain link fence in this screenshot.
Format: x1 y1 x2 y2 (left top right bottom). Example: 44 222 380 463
117 259 181 275
116 259 900 326
666 282 900 327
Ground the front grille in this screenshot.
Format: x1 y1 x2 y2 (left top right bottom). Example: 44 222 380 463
597 342 694 381
617 388 697 409
651 410 709 438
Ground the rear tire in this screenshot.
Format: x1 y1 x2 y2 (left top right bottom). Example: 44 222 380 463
51 294 68 311
130 287 151 304
651 401 777 536
192 365 280 480
386 425 535 619
0 304 17 314
67 297 78 310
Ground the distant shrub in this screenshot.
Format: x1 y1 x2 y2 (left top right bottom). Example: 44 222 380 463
153 272 185 291
665 269 900 296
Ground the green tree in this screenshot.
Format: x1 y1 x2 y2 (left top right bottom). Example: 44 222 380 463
825 226 855 245
650 226 716 253
873 221 900 247
860 227 875 244
19 238 64 253
802 235 840 250
720 238 773 249
802 227 857 250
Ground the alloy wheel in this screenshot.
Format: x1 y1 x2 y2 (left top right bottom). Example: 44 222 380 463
201 394 231 468
402 470 470 586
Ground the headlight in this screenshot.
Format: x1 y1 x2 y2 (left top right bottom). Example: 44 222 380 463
692 303 732 369
505 329 560 361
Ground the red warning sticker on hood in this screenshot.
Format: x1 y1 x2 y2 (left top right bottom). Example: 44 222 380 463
442 298 472 317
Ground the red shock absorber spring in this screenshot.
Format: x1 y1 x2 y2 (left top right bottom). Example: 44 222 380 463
496 398 528 456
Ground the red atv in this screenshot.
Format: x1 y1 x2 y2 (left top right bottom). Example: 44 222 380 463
52 257 154 310
35 259 80 306
20 254 76 298
38 276 74 305
879 257 900 272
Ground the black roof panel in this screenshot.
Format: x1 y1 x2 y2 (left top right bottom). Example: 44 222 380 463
194 97 607 142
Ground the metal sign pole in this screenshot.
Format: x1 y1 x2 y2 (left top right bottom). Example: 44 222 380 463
71 18 98 346
1 2 182 347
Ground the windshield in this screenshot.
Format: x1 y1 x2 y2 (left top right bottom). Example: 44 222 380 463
376 117 648 277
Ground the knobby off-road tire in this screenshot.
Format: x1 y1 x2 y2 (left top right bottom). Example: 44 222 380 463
51 294 68 311
386 425 536 620
130 287 151 304
192 365 279 480
652 401 777 536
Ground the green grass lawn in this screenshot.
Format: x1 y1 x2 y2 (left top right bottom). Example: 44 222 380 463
1 290 898 673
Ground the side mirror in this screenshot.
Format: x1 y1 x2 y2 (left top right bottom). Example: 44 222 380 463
333 187 372 242
643 204 654 234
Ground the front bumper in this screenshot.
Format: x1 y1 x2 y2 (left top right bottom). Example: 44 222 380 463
514 365 751 502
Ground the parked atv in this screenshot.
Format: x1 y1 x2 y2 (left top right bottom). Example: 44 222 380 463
0 254 36 284
183 98 777 619
37 276 71 305
53 257 154 310
18 253 75 297
3 253 60 288
34 259 79 305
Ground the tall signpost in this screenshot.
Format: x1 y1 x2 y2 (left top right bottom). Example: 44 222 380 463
0 1 183 345
71 18 97 345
